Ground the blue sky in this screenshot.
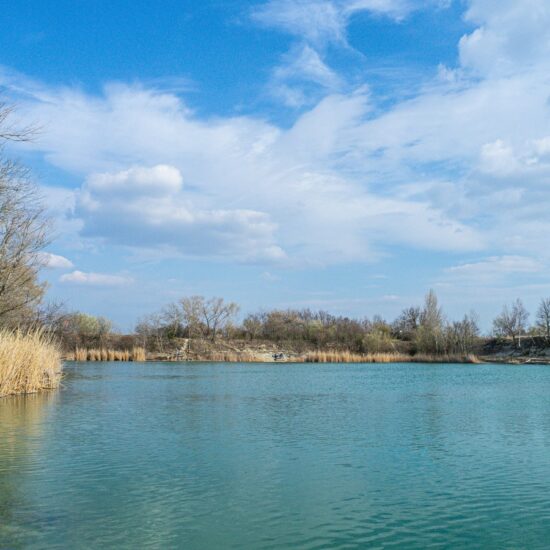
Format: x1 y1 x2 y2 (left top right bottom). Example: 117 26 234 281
2 0 550 331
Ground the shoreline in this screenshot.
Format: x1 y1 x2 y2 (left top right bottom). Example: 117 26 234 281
63 355 550 366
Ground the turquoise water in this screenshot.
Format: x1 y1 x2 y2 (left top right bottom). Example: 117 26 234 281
2 362 550 549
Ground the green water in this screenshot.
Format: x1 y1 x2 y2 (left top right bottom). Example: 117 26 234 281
1 362 550 549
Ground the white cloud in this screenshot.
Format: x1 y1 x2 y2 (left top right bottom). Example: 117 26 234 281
271 44 343 105
5 0 550 271
85 165 183 197
252 1 347 46
252 0 414 46
479 140 519 176
446 256 543 280
60 270 133 286
76 165 286 262
460 0 550 76
435 254 549 326
38 252 74 269
252 0 417 106
282 46 340 89
1 79 486 265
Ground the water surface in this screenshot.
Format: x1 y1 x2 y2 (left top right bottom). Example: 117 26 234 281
1 361 550 549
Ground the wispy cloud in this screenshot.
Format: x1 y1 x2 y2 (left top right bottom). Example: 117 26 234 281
251 0 417 107
38 252 74 269
446 256 544 281
251 0 413 47
60 271 133 286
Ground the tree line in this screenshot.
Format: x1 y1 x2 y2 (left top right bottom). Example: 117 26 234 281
130 291 550 355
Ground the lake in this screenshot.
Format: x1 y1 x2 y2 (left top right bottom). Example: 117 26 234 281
1 361 550 549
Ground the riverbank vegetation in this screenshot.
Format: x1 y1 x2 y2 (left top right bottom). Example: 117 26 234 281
0 330 62 397
0 102 64 395
129 290 482 357
41 290 550 364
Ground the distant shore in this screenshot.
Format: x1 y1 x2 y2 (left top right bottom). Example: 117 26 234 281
62 339 550 365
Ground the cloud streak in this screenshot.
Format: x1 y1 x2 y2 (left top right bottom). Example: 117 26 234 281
60 270 133 286
38 252 74 269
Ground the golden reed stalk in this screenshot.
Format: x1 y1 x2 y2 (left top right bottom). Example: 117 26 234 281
69 347 147 362
301 351 480 364
0 329 62 397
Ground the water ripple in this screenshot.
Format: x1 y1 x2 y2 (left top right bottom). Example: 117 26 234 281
2 362 550 548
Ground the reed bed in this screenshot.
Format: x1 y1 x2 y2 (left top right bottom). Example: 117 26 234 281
408 353 481 364
69 347 147 362
0 329 62 397
302 350 480 364
302 351 409 363
67 347 479 364
132 347 147 362
203 351 269 362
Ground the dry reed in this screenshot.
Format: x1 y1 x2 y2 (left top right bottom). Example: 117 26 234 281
132 347 147 362
204 351 268 362
0 329 62 397
302 350 480 364
302 350 409 363
70 347 147 362
67 347 479 364
408 353 480 364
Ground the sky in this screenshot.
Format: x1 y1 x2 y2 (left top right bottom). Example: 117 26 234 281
1 0 550 331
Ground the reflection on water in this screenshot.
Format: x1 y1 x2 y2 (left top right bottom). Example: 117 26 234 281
2 362 550 548
0 392 57 545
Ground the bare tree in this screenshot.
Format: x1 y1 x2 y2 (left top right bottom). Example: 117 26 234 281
493 299 529 348
136 313 167 352
0 103 49 326
28 300 69 330
161 302 185 338
536 298 550 342
416 289 445 353
243 312 264 340
54 312 114 348
444 311 480 354
0 102 37 142
178 296 204 339
392 306 421 339
176 296 239 341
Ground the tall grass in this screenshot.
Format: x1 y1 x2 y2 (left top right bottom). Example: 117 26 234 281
175 349 481 363
302 351 409 363
132 347 147 362
202 351 269 362
0 329 62 397
70 347 147 362
67 347 479 364
409 353 481 364
302 350 480 364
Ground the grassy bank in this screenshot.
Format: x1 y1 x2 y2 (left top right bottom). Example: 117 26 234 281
0 330 62 397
